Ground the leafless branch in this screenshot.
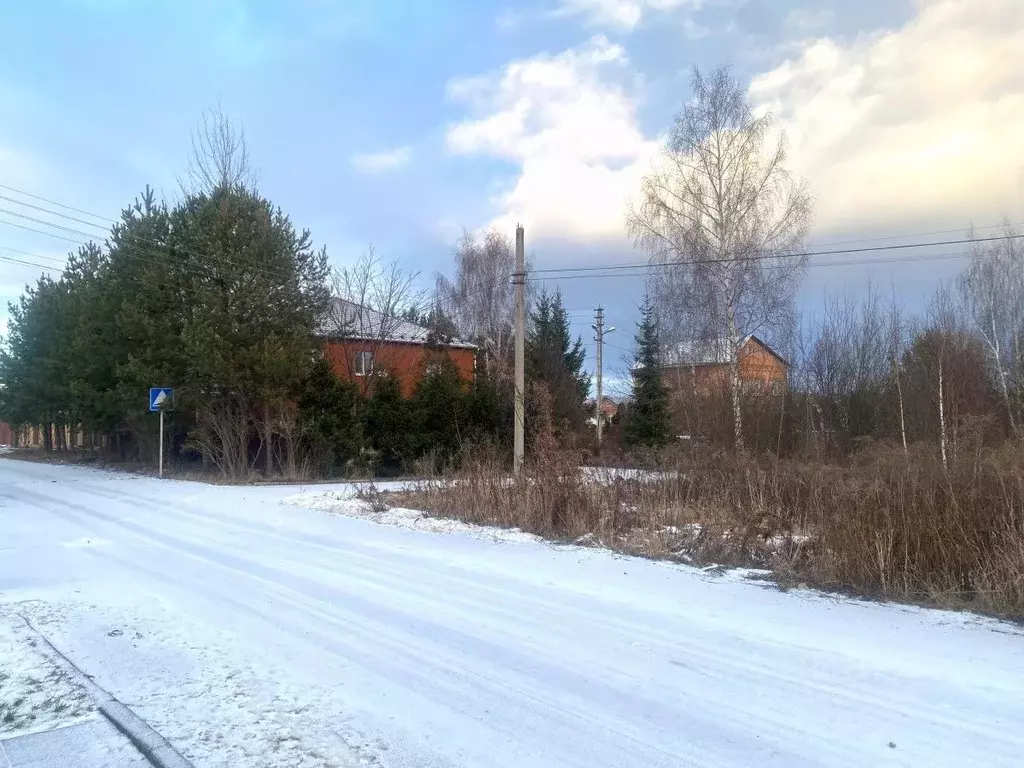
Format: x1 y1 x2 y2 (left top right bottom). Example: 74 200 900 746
627 65 813 451
180 103 258 196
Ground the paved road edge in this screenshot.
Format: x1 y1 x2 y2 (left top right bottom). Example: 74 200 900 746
19 617 194 768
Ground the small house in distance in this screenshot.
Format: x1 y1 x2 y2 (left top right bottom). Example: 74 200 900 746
585 398 619 429
662 335 788 396
318 299 476 397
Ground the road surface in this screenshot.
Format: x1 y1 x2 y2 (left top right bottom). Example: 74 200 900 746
1 459 1022 767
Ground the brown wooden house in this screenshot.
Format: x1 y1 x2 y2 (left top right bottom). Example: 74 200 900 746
662 335 788 397
318 299 476 397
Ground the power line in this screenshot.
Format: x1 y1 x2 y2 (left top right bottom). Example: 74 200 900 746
0 183 109 223
0 244 221 297
0 194 111 232
0 215 235 286
0 245 67 267
801 219 1024 250
0 185 309 285
0 206 308 289
0 253 63 272
530 233 1023 276
526 249 974 282
10 179 1017 264
0 203 278 283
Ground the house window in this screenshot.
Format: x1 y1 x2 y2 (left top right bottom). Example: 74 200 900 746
425 361 441 376
354 351 374 377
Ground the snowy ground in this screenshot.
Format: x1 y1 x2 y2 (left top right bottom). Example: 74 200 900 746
0 616 91 737
1 460 1023 767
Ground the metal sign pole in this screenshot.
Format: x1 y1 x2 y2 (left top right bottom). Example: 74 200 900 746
150 387 173 478
159 408 164 478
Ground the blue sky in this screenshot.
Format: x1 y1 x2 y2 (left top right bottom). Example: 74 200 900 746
2 0 1022 396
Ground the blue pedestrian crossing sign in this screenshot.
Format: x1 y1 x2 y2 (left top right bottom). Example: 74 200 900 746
149 387 174 412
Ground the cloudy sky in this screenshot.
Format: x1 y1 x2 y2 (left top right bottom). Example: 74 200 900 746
1 0 1022 395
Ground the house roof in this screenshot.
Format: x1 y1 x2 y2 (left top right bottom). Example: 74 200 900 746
318 298 477 349
663 335 789 368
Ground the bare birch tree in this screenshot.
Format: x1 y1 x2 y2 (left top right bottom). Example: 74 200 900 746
326 247 423 381
927 286 964 468
435 229 517 379
627 66 812 452
888 285 909 452
959 221 1023 437
181 103 258 195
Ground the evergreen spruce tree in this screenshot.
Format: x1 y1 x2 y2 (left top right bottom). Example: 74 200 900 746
527 290 590 433
625 298 670 449
297 357 363 474
465 347 509 449
408 355 467 470
363 373 409 475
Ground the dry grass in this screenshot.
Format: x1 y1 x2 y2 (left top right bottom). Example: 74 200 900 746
393 442 1024 619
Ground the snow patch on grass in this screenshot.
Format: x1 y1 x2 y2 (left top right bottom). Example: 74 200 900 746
0 615 92 737
285 490 543 545
580 466 683 484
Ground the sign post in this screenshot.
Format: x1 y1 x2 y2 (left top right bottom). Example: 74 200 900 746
159 410 164 477
149 388 174 478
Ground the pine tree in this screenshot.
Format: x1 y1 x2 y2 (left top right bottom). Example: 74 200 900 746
297 357 363 473
465 347 511 449
625 298 670 449
527 290 590 433
408 354 467 470
363 373 409 475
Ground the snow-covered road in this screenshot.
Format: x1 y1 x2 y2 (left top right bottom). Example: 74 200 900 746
1 460 1022 767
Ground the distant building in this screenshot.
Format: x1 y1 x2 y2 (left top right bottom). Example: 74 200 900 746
318 299 477 397
662 335 788 396
585 397 619 429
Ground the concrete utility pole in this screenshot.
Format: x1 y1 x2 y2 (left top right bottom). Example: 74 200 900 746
592 307 615 452
513 224 526 475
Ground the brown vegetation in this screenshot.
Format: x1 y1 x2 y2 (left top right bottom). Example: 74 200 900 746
392 441 1024 619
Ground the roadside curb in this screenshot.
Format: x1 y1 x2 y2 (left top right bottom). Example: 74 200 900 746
19 618 194 768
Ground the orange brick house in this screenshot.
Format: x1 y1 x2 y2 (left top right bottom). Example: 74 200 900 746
662 335 788 397
318 299 476 397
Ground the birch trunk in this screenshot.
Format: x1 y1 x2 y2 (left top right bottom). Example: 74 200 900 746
938 356 948 470
894 359 908 453
727 303 744 454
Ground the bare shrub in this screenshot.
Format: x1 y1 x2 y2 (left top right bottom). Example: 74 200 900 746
355 482 391 514
397 439 1024 618
188 397 256 481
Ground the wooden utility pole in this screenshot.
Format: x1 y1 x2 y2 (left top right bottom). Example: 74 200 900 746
592 307 614 452
594 306 604 450
513 224 525 475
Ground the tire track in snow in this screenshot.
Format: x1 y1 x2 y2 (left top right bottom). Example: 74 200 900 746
68 480 1024 753
8 470 1024 767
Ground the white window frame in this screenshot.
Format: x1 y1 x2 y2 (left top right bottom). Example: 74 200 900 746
354 351 374 377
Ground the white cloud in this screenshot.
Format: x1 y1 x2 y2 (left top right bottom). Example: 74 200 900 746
350 146 413 175
750 0 1024 233
783 8 834 32
554 0 702 31
453 0 1024 251
446 36 660 244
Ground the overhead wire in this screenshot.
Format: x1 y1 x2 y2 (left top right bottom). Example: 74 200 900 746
0 253 62 272
526 249 976 283
530 233 1023 276
799 218 1024 249
0 186 309 285
2 182 1014 326
0 208 322 292
8 178 1021 262
0 183 110 222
